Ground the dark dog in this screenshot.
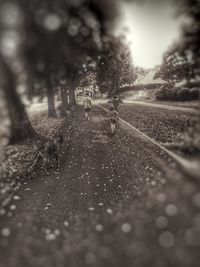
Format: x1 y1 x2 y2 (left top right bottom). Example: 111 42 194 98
36 135 63 174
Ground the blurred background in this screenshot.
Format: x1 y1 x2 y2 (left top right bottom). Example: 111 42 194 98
0 1 200 266
0 0 199 146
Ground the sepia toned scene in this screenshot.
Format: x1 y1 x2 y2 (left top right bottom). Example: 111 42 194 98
0 0 199 267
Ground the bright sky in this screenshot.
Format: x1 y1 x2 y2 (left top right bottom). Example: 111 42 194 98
117 1 183 69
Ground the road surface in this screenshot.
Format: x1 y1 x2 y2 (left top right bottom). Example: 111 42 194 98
0 105 200 267
123 100 199 113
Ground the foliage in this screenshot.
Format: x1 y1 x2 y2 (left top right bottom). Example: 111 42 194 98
0 0 118 142
96 35 136 96
155 83 177 101
172 116 200 154
176 0 200 79
155 0 200 84
154 43 193 83
155 83 199 101
0 0 118 97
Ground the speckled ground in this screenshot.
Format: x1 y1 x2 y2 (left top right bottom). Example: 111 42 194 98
0 106 199 267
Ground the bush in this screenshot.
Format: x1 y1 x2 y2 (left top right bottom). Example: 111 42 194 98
155 84 198 101
155 83 175 101
155 89 166 100
166 87 178 101
190 88 200 100
174 116 200 154
177 87 190 101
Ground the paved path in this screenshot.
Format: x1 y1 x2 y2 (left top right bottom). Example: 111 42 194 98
124 100 199 113
0 106 199 267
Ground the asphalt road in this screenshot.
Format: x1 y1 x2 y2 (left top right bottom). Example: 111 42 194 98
0 105 200 267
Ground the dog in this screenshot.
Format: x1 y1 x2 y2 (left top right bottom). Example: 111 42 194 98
44 135 63 173
34 135 64 175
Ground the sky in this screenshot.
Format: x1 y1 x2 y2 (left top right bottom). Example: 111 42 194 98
117 1 183 69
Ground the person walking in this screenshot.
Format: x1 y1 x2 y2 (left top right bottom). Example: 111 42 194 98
83 92 92 121
107 105 119 135
112 96 123 112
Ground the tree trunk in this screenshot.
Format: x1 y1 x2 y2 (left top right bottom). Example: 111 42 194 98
68 89 76 106
60 86 70 116
46 80 57 118
67 74 77 107
0 58 36 144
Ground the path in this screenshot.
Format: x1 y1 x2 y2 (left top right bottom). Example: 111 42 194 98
0 106 200 267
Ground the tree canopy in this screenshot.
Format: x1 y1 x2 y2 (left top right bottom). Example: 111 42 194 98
0 0 119 143
96 35 136 96
155 0 200 83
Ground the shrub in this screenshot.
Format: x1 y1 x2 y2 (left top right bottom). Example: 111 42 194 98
155 83 174 101
174 116 200 154
177 87 190 101
189 88 200 100
166 87 178 101
155 89 166 100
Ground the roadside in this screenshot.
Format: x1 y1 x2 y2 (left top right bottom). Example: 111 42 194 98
123 100 199 113
151 100 199 110
0 106 200 267
119 87 199 111
105 103 193 144
0 103 66 209
100 104 200 181
102 103 199 163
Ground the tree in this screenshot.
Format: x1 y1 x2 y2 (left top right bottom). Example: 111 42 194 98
0 57 36 144
96 36 136 96
0 0 119 143
155 0 200 84
96 36 122 96
21 0 118 109
46 78 57 117
0 1 37 144
59 78 70 116
154 42 192 83
176 0 200 80
120 46 137 86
